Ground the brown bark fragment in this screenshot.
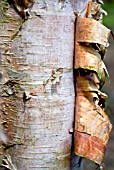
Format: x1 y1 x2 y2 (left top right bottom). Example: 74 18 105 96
76 17 110 47
74 131 105 164
86 1 107 21
74 16 112 165
75 43 108 86
75 94 112 145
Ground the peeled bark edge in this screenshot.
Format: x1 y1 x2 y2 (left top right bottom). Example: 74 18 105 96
74 0 112 165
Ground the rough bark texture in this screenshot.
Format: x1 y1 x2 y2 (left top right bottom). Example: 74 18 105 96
0 0 73 169
0 0 90 170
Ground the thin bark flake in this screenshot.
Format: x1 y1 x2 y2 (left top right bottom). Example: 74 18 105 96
74 1 112 165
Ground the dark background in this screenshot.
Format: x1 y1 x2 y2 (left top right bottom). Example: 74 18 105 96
103 1 114 169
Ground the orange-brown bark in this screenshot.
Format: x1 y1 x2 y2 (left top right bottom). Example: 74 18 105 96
74 7 112 165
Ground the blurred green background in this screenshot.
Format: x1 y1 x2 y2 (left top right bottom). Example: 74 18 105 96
103 0 114 29
103 1 114 170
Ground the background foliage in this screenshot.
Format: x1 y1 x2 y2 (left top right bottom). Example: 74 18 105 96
103 1 114 170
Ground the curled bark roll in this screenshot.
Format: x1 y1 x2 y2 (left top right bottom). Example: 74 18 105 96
74 17 112 165
76 17 110 47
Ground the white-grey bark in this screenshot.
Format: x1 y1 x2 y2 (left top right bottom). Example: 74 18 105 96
0 0 90 169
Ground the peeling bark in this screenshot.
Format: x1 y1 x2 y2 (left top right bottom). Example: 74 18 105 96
0 0 111 169
74 0 112 166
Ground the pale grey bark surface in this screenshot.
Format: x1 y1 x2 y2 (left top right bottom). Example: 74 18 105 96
0 0 90 169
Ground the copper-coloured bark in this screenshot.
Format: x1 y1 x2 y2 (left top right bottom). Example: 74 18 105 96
75 43 108 86
76 94 112 145
75 73 112 145
74 73 112 164
75 92 112 164
74 17 112 165
74 131 106 164
76 17 110 46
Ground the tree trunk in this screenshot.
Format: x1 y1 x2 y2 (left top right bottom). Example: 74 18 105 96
0 0 89 169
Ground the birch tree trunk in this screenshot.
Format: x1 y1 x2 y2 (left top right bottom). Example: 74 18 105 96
0 0 89 169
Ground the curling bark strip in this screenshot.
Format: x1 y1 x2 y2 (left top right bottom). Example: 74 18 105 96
75 42 108 87
74 17 112 164
76 17 110 46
